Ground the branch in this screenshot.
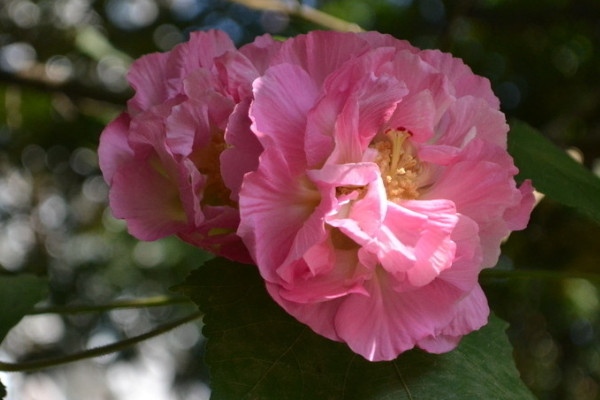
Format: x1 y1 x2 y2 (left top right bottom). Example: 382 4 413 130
481 268 600 284
230 0 364 32
0 311 203 372
0 68 129 105
31 295 192 315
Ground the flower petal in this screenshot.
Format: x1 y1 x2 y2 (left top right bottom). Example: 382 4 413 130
109 156 198 241
221 98 264 201
98 113 133 183
250 63 320 171
417 284 489 353
238 148 324 279
334 271 463 361
421 49 500 108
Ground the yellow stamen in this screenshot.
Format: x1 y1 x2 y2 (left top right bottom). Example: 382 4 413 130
371 128 422 202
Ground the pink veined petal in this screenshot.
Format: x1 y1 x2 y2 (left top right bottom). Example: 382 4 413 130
266 281 345 342
477 219 513 270
127 51 171 114
417 143 462 166
302 163 387 270
177 158 205 227
178 205 252 263
164 30 235 91
504 179 536 231
266 249 379 345
276 238 369 303
98 113 133 183
385 90 436 143
334 270 464 361
417 284 489 353
126 108 181 180
420 49 500 109
302 48 404 168
305 47 407 167
164 99 209 158
304 95 338 168
109 156 199 241
165 90 233 156
182 70 236 135
273 31 373 87
375 200 458 288
384 50 454 123
323 54 408 164
326 166 387 237
214 50 260 102
434 96 508 149
436 214 483 291
422 158 519 225
250 63 320 171
329 92 372 165
221 98 264 201
238 148 323 279
239 33 284 74
357 31 418 53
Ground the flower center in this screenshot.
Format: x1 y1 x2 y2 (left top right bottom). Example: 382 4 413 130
371 128 422 202
190 132 233 207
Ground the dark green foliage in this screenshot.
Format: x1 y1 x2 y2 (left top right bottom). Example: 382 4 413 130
509 120 600 223
177 258 535 400
0 274 47 343
0 274 47 400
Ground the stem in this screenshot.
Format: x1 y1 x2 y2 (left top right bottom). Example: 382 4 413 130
230 0 364 32
481 268 600 284
0 69 129 105
0 311 203 373
296 4 364 32
31 295 192 315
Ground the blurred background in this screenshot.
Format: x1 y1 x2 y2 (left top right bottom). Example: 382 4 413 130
0 0 599 399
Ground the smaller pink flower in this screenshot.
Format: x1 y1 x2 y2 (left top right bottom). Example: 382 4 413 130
238 31 535 361
99 30 280 262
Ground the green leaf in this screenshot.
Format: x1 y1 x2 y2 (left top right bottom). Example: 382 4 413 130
0 274 47 399
508 120 600 223
176 258 535 400
0 274 48 343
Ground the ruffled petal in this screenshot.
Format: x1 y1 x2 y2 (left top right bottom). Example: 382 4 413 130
434 96 508 149
109 156 197 241
334 272 463 361
374 200 458 288
420 49 500 108
250 63 320 171
164 30 235 89
127 52 171 114
221 98 264 201
504 179 536 231
273 31 373 87
239 34 284 74
238 148 323 278
98 113 133 183
417 284 489 353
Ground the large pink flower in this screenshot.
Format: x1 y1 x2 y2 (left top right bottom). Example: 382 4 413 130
238 31 535 361
99 30 280 262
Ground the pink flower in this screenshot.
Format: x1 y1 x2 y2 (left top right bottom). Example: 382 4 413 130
238 31 535 361
99 30 280 262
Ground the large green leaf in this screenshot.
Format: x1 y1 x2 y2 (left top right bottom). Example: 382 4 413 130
508 120 600 223
176 258 535 400
0 274 47 399
0 274 48 343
